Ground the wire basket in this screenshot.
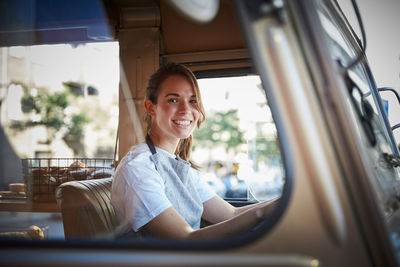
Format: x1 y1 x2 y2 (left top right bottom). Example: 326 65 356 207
21 158 114 202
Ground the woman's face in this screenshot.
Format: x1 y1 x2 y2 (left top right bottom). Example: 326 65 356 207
148 74 200 143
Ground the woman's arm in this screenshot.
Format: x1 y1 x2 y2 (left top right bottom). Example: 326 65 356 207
144 197 278 239
201 195 278 224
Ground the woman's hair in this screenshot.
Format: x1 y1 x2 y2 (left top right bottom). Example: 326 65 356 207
145 62 205 167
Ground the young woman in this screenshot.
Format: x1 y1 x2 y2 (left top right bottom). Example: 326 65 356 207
111 63 278 239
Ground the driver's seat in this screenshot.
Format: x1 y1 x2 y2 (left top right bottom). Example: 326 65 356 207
55 177 118 239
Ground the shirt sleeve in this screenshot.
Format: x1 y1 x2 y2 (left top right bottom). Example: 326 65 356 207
112 154 172 232
191 168 216 203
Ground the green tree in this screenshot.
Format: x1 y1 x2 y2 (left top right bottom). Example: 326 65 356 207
62 113 91 156
194 110 281 170
10 84 90 156
194 109 245 153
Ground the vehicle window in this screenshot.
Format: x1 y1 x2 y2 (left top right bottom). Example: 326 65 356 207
195 75 284 202
0 46 286 241
0 42 119 239
0 0 288 248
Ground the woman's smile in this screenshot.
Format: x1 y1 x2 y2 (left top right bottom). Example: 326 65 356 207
173 119 192 126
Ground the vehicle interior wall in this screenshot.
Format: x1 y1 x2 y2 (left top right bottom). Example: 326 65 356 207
159 0 245 55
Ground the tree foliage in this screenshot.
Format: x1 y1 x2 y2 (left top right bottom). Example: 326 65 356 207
194 109 245 153
194 109 281 167
19 87 68 131
62 113 91 156
10 84 90 155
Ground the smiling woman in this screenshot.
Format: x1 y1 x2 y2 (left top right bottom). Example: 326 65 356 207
110 63 278 239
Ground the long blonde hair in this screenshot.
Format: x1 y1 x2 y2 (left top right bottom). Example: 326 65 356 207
145 63 205 168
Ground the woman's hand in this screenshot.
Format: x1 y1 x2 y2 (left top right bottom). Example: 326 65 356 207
251 197 280 220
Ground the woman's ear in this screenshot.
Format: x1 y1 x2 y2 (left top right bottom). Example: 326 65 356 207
144 99 156 117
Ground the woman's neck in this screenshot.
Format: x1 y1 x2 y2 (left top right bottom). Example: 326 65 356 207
147 131 179 155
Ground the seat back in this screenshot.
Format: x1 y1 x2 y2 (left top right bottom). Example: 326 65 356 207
55 177 118 239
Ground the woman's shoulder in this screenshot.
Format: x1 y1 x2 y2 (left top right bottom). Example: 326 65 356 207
116 144 153 173
114 143 161 186
124 143 151 162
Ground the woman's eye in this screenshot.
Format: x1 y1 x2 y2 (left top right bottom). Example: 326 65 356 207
190 99 197 104
168 98 177 103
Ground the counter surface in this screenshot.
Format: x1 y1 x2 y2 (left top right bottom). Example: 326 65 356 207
0 198 60 212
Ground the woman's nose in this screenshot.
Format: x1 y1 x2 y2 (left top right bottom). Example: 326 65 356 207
178 101 190 113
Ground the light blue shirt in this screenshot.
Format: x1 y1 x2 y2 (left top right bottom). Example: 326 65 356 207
111 144 215 236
